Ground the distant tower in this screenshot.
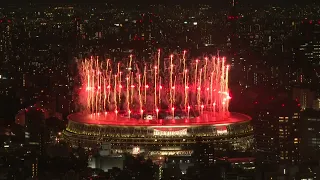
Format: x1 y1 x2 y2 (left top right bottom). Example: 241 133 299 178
132 13 157 60
73 17 83 52
230 0 238 18
226 0 239 54
227 0 239 24
0 18 13 69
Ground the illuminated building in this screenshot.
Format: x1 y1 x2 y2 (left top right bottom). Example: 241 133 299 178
292 88 315 110
22 154 39 179
254 99 301 165
64 112 253 157
63 54 253 156
312 98 320 110
162 163 182 180
192 137 214 167
299 21 320 67
0 18 12 67
24 108 46 145
218 157 255 179
131 13 159 58
74 17 83 50
226 0 240 54
88 155 123 172
293 20 320 86
32 160 38 178
245 68 269 87
300 109 320 161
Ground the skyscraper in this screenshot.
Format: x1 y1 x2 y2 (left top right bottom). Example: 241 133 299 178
254 99 301 165
192 137 215 168
292 88 316 110
0 19 13 71
226 0 239 54
289 21 320 87
131 13 159 59
300 109 320 161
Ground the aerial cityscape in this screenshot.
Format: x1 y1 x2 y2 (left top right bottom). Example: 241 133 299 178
0 0 320 179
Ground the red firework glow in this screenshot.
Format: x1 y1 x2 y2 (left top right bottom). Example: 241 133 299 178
78 51 231 120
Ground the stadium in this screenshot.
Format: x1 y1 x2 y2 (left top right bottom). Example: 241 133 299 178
63 53 253 156
63 111 253 156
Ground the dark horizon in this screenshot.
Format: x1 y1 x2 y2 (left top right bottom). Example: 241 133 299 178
0 0 318 7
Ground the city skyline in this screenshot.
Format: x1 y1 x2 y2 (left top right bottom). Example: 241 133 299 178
1 1 320 179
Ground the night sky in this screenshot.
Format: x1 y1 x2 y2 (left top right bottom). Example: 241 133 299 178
0 0 317 7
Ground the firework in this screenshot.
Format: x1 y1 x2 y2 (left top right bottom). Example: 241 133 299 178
78 51 231 119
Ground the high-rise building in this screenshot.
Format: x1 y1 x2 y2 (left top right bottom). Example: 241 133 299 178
73 18 83 51
299 21 320 66
23 154 39 179
131 13 160 59
23 107 50 160
254 99 301 165
0 18 13 81
25 108 45 145
300 109 320 161
291 21 320 87
0 19 12 65
192 137 215 168
312 98 320 110
229 0 238 18
292 88 316 110
226 0 240 54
